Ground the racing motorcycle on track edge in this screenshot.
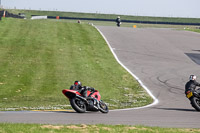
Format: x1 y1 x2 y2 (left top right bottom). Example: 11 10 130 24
186 88 200 111
62 88 109 113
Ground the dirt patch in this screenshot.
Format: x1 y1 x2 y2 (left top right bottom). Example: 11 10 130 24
41 124 89 131
102 127 112 131
179 128 200 132
66 124 88 129
41 125 64 130
127 127 137 130
126 127 153 131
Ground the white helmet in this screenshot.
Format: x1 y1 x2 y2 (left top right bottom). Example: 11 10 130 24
189 75 197 81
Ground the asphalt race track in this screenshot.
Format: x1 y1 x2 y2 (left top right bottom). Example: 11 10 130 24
1 26 200 128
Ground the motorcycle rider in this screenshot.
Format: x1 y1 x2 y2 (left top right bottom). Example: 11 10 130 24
70 81 95 99
185 75 200 95
116 16 121 27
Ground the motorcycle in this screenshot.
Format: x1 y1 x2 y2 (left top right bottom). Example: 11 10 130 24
186 88 200 111
62 87 109 113
116 22 121 27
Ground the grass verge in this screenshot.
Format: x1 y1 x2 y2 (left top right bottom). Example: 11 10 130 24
186 28 200 33
0 18 153 111
0 123 200 133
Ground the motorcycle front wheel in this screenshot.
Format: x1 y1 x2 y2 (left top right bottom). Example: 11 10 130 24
70 98 86 113
190 97 200 111
98 100 109 113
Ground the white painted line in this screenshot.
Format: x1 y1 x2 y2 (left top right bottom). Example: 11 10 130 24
94 26 159 111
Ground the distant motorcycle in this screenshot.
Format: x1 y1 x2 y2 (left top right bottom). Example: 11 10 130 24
62 88 109 113
185 88 200 111
116 16 121 27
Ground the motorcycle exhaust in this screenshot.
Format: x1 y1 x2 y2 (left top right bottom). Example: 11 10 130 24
76 94 88 102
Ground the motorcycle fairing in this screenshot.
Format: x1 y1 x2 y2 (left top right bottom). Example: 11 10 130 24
62 89 81 99
87 90 101 101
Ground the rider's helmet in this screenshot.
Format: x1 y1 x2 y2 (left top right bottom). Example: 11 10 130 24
117 16 120 18
189 75 197 81
74 81 82 88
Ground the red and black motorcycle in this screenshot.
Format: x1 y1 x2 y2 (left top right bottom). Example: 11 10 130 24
62 87 109 113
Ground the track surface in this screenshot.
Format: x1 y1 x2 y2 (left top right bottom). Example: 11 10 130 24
1 26 200 128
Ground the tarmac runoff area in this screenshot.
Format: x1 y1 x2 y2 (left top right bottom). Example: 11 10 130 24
1 26 200 128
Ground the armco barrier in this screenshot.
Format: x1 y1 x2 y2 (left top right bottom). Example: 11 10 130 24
30 15 200 26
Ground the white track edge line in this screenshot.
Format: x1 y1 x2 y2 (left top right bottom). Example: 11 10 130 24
94 26 159 111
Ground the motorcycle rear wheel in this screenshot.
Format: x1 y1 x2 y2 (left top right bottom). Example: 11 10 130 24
190 97 200 111
70 98 86 113
98 100 109 113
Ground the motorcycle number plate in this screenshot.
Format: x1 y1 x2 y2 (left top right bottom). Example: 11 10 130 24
187 92 193 98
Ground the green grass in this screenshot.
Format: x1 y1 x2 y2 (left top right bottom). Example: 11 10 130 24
187 28 200 33
0 18 153 111
0 123 200 133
